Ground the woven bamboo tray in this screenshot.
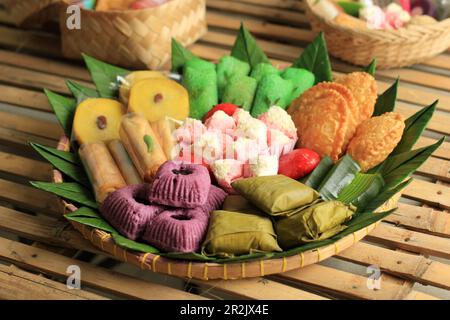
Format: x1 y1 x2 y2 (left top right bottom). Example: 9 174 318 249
54 136 400 280
58 0 207 70
304 0 450 69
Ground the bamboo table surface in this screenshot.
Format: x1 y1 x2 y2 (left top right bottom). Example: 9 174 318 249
0 0 449 300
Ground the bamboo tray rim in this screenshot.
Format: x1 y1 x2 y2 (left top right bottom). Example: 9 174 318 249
54 135 400 280
60 0 182 15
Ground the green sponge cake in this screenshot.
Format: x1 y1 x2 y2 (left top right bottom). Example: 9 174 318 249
217 56 251 98
250 63 279 82
250 74 294 117
281 67 315 103
183 58 218 120
222 75 258 111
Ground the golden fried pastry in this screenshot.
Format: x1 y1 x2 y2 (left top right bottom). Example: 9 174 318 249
347 112 405 171
335 72 377 125
291 82 358 149
293 89 350 161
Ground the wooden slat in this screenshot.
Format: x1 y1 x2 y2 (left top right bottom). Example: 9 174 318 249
416 157 450 182
0 111 62 140
0 178 62 217
384 203 450 237
395 103 450 136
0 126 57 149
0 151 51 181
0 206 101 254
0 237 206 300
0 84 52 112
367 223 450 259
273 264 433 300
415 137 450 161
233 0 304 10
337 241 450 290
403 179 450 210
0 49 90 81
194 277 327 300
0 264 107 300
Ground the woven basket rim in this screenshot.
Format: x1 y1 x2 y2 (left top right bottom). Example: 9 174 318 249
304 0 450 38
60 0 177 15
53 135 400 280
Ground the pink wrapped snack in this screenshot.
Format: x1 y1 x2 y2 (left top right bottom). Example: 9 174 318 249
258 105 297 139
211 159 244 194
267 129 296 158
173 118 206 145
205 110 236 135
248 154 279 177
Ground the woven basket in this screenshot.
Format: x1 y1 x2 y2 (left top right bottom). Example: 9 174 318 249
54 136 400 280
304 0 450 69
3 0 60 27
58 0 207 70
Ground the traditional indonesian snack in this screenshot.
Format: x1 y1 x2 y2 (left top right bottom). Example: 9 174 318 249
276 200 356 248
347 112 405 171
278 148 320 180
280 67 315 102
251 74 294 117
79 141 127 203
150 117 179 160
128 77 189 122
221 75 258 111
292 88 350 161
119 70 166 105
250 62 279 82
335 72 378 125
72 98 126 145
183 58 218 120
107 139 143 185
204 110 236 135
100 184 163 240
216 55 251 97
231 175 320 216
247 154 279 177
119 113 167 182
201 185 228 215
258 105 297 140
148 161 211 208
202 210 282 257
203 103 238 121
143 208 210 253
222 195 265 216
211 159 244 193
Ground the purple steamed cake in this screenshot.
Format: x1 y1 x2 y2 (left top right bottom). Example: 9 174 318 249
200 185 227 214
100 184 164 240
148 161 211 208
142 208 209 253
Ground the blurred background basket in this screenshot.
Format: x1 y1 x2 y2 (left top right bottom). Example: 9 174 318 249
304 0 450 69
59 0 207 70
2 0 60 27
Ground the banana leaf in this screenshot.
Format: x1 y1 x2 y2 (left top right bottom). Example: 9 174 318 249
66 206 100 218
29 142 80 165
66 80 99 103
372 78 398 116
30 181 97 209
65 215 116 234
364 59 377 76
362 179 412 213
318 155 361 200
231 23 270 71
171 38 197 72
292 32 333 83
82 53 129 98
337 173 384 211
111 233 160 254
44 89 76 137
300 156 334 189
391 100 437 155
30 143 90 187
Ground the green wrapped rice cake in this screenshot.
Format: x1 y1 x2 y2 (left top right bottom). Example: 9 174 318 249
250 74 294 117
217 56 251 97
280 67 315 102
250 63 279 82
221 75 257 111
202 210 282 257
183 58 218 120
222 195 265 216
276 200 356 248
231 175 320 216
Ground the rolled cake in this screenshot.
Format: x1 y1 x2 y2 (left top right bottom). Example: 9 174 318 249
78 141 127 203
119 113 167 182
107 139 142 185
